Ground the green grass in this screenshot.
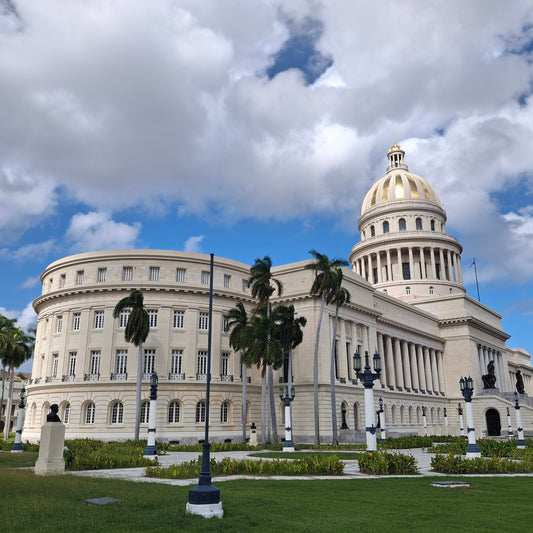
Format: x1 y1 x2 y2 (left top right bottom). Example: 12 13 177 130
1 452 532 532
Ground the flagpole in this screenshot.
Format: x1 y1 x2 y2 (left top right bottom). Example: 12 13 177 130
473 259 480 302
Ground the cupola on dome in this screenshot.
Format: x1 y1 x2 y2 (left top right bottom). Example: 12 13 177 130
361 144 441 215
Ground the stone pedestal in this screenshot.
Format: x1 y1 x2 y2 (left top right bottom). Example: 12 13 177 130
35 422 65 476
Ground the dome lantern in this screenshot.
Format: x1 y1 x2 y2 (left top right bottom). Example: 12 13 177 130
387 143 408 172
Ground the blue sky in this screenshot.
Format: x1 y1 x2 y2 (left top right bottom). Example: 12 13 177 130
1 1 533 371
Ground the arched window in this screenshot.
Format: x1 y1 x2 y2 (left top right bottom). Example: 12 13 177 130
400 406 405 424
168 401 181 424
370 225 375 237
430 219 435 231
429 286 434 295
406 287 411 295
408 406 414 424
140 401 150 424
383 221 389 234
196 401 206 423
85 402 95 424
353 403 359 430
63 403 71 424
391 405 396 424
383 289 388 295
399 218 406 231
30 403 36 425
111 401 123 424
415 218 422 230
220 402 229 423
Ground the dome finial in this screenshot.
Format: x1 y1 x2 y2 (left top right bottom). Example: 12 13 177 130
387 142 407 172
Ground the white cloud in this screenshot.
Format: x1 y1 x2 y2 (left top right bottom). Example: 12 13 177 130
0 239 55 261
21 276 41 289
0 301 36 331
65 212 141 252
184 235 204 253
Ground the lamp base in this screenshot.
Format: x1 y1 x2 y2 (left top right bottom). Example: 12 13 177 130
186 501 223 518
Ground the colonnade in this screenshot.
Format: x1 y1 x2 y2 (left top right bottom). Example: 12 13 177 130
353 246 463 285
477 344 507 392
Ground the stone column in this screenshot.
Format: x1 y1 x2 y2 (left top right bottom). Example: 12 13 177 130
394 338 404 390
424 347 433 394
377 333 386 387
408 248 415 280
401 341 412 390
430 248 437 279
409 343 419 391
386 249 392 281
437 351 446 394
376 251 382 283
430 349 439 394
385 336 395 389
447 250 453 281
419 247 426 279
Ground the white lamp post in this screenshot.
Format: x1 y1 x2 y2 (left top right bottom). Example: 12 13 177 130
11 386 26 453
422 406 428 436
280 385 295 452
443 407 448 430
459 377 481 458
506 407 513 440
143 372 158 458
378 397 386 442
514 392 526 449
353 350 381 452
457 403 466 438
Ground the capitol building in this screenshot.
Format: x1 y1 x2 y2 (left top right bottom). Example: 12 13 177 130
24 145 533 444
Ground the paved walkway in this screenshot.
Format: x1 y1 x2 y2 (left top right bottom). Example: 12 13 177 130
68 448 532 485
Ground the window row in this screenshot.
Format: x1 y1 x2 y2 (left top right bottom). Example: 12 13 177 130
51 309 230 334
48 267 248 292
368 217 442 238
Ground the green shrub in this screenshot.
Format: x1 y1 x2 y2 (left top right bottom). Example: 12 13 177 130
0 437 38 452
167 442 262 452
357 451 418 475
145 454 344 479
431 453 533 474
379 435 461 450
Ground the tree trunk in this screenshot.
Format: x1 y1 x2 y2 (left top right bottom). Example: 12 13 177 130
242 362 247 443
313 292 326 446
134 342 143 441
261 373 266 447
0 366 5 433
268 364 278 443
3 366 14 439
330 306 340 445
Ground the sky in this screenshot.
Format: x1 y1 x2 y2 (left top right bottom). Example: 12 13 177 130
1 1 533 372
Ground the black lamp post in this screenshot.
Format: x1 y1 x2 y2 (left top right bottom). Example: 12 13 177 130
514 392 526 449
353 350 381 451
279 385 296 451
459 376 481 458
143 372 158 457
378 397 386 442
11 386 26 453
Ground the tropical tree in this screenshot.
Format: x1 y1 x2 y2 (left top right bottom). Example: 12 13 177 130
0 319 34 439
304 250 349 446
248 256 283 445
227 301 251 444
113 290 150 441
328 268 351 445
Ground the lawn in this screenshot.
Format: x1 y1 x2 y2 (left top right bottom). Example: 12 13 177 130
1 451 532 533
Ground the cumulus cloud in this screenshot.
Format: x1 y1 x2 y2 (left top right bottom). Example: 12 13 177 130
0 239 55 261
0 301 36 331
1 1 533 284
65 212 141 252
21 276 41 289
184 235 204 253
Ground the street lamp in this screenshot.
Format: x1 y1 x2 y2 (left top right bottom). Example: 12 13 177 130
459 376 481 458
443 407 448 430
457 403 466 438
421 406 427 436
11 386 26 453
143 372 158 457
353 350 381 452
506 407 513 440
279 385 296 452
514 392 526 449
378 397 386 442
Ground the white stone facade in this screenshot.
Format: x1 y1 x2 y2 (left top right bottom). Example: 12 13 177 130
24 147 533 444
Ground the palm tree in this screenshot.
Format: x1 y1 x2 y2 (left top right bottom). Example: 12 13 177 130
328 268 351 445
113 290 150 441
248 256 283 445
1 322 34 439
0 315 17 431
305 250 348 446
227 302 251 444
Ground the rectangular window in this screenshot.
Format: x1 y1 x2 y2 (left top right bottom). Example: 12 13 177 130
148 309 158 328
173 310 185 329
56 316 63 333
115 349 128 374
149 267 160 281
402 262 411 280
76 270 84 284
223 274 231 288
59 274 66 287
90 350 101 375
94 310 104 329
221 352 229 376
52 354 58 378
201 271 210 285
222 315 229 333
97 268 107 282
68 352 77 376
143 349 155 374
122 266 133 281
198 312 209 331
72 312 81 331
176 268 186 282
197 351 208 376
171 349 183 374
242 279 248 292
119 309 130 328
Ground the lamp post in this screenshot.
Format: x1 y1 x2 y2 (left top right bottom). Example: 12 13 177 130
353 350 381 452
10 386 26 453
279 385 295 452
459 376 481 458
443 407 448 430
143 372 158 457
378 397 386 442
421 406 427 436
506 407 513 440
514 392 526 449
457 403 466 438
